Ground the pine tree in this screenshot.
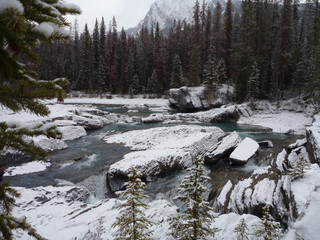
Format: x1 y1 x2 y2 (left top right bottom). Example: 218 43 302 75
170 156 217 240
253 205 283 240
112 167 153 240
170 54 184 88
287 155 311 180
234 218 250 240
246 61 260 102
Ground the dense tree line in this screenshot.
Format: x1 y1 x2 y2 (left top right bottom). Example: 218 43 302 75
34 0 320 102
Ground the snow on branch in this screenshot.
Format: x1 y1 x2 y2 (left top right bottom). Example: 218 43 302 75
0 0 24 14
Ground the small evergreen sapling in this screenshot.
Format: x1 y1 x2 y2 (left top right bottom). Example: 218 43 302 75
170 156 218 240
253 205 283 240
287 155 311 180
234 218 250 240
112 167 153 240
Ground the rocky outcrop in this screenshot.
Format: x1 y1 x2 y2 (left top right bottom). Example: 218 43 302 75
214 140 312 227
169 85 233 112
104 125 226 191
203 131 242 165
229 137 259 165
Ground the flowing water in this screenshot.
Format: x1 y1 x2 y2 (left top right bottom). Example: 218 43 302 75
5 104 302 201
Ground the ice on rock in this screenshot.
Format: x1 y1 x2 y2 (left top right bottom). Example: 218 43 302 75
229 137 259 164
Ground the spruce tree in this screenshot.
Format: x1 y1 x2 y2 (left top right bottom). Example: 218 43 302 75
78 24 93 92
246 61 260 102
170 156 217 240
253 205 283 240
170 54 184 88
147 70 160 94
234 218 250 240
112 167 153 240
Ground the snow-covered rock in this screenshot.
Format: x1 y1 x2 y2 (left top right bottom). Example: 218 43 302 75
203 131 242 165
33 135 68 152
169 86 219 112
284 164 320 240
229 137 259 165
194 104 252 123
4 161 51 177
306 113 320 163
104 125 225 191
57 126 87 141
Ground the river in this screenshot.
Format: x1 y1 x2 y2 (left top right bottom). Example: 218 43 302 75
5 104 302 201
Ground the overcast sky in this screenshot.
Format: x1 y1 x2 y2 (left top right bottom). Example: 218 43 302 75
68 0 157 32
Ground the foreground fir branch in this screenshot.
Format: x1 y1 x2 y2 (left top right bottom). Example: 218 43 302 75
170 155 218 240
0 1 80 239
112 167 153 240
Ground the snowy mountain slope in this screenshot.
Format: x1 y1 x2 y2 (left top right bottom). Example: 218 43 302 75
126 0 224 35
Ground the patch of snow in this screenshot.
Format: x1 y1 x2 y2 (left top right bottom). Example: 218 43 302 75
250 178 276 206
217 180 233 206
239 111 312 135
252 166 271 175
213 213 261 240
0 0 23 13
64 96 169 108
275 149 287 172
285 164 320 240
4 161 50 176
230 137 259 164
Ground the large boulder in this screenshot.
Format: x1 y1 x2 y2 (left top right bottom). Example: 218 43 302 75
169 86 226 112
194 104 252 123
203 131 242 165
229 137 259 165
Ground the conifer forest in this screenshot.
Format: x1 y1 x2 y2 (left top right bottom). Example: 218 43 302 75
34 0 320 102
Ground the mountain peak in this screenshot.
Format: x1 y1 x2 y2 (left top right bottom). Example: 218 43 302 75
127 0 224 35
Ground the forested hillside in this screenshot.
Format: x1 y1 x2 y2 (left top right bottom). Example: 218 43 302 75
34 0 320 102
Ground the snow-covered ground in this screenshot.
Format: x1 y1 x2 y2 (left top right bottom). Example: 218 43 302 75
1 96 319 239
238 112 312 135
65 96 170 109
